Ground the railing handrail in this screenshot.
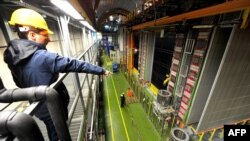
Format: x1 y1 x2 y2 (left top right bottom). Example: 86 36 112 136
77 42 98 60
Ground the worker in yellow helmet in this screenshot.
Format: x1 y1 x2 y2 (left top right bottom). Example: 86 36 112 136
4 8 112 141
8 8 53 45
8 8 53 33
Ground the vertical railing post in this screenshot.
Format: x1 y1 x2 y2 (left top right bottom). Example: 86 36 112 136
58 16 86 125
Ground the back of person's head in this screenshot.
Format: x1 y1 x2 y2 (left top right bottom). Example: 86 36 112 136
9 8 53 39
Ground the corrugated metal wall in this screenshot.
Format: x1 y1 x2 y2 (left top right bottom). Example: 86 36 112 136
187 27 232 124
197 25 250 132
138 31 155 82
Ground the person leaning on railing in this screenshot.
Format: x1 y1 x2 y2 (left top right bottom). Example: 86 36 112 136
4 8 112 141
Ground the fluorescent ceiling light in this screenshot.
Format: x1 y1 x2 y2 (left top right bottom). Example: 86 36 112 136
51 0 95 31
109 16 113 21
51 0 83 20
80 21 96 32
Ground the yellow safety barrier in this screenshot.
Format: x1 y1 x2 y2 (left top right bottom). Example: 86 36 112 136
132 68 139 77
240 9 250 29
149 83 159 95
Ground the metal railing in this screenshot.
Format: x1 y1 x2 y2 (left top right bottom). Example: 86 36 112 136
1 41 101 141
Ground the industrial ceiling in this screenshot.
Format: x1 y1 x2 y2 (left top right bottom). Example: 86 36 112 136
0 0 230 32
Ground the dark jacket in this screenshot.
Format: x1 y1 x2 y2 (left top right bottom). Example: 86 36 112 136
4 39 105 88
4 39 105 117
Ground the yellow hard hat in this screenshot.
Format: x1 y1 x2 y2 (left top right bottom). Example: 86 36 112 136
9 8 53 34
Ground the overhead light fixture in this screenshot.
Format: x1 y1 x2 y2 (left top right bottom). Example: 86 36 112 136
51 0 95 31
80 21 96 32
50 0 83 20
109 15 114 21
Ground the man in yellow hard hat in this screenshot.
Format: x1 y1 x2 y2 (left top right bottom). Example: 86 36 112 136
4 8 112 141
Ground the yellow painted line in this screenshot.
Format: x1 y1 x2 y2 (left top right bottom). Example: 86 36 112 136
105 78 115 141
104 66 115 141
104 56 130 141
111 77 130 141
107 61 112 66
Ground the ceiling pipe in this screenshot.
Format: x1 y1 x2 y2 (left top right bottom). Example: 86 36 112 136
132 0 250 30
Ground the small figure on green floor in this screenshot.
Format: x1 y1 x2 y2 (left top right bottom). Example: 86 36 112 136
120 93 125 107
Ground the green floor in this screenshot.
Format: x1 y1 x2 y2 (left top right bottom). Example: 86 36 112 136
103 58 161 141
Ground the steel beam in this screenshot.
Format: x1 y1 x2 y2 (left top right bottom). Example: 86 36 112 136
132 0 250 30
